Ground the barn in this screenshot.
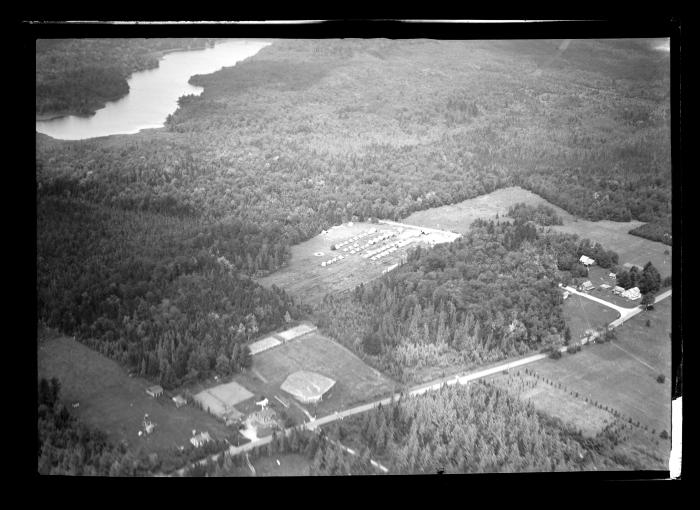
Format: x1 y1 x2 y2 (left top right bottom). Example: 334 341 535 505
281 371 336 404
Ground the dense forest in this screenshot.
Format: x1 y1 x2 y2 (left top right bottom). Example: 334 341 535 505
37 196 303 389
317 217 619 382
36 38 216 117
36 38 670 388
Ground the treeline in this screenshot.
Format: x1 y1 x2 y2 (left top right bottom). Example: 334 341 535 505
37 196 303 389
36 38 215 116
318 218 568 382
507 202 563 226
615 262 665 294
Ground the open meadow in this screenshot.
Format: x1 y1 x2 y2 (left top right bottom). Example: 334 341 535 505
38 335 235 455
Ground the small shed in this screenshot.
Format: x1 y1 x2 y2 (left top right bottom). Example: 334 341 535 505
146 385 164 398
613 286 625 294
172 395 187 408
579 255 595 266
580 281 594 291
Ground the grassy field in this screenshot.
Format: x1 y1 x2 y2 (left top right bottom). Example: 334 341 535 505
562 293 621 340
403 186 570 233
256 221 455 306
488 369 616 437
526 296 672 465
401 186 672 278
37 335 235 455
233 332 396 418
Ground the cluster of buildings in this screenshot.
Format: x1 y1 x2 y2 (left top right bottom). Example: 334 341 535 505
614 285 641 300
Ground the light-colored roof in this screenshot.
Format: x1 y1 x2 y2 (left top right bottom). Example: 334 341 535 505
147 385 163 393
277 323 318 342
579 255 595 265
281 371 336 401
248 336 282 356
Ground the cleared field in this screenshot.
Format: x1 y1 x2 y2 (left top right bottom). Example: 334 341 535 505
488 370 615 437
403 186 573 233
563 293 621 341
234 332 396 417
402 186 672 278
257 221 456 306
37 336 234 455
532 295 671 435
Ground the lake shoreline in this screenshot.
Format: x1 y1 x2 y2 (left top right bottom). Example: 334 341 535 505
36 39 272 140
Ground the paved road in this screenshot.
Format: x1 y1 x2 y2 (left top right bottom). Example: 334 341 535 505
173 289 672 476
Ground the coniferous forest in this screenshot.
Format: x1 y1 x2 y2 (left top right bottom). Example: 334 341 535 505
36 36 672 475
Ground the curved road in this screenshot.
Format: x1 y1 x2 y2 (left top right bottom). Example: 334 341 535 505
173 288 672 476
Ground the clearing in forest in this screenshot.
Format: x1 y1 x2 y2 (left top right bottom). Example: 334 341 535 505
402 186 671 278
37 335 234 455
256 221 459 306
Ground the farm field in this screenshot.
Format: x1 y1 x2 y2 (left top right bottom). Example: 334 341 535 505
37 335 235 455
487 369 616 437
218 453 311 477
402 186 672 278
233 331 396 418
526 296 672 463
562 293 621 341
256 221 457 306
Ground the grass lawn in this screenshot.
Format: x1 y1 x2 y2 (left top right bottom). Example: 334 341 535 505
38 335 235 455
233 332 396 418
563 293 620 340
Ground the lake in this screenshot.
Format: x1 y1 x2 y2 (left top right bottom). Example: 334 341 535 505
36 39 271 140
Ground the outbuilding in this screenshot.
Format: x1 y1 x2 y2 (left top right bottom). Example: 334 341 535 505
579 255 595 266
146 385 164 398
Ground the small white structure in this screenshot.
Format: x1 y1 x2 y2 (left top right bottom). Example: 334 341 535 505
613 285 625 295
609 273 617 279
256 398 269 409
600 284 611 289
622 286 641 300
579 255 595 266
562 291 570 300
